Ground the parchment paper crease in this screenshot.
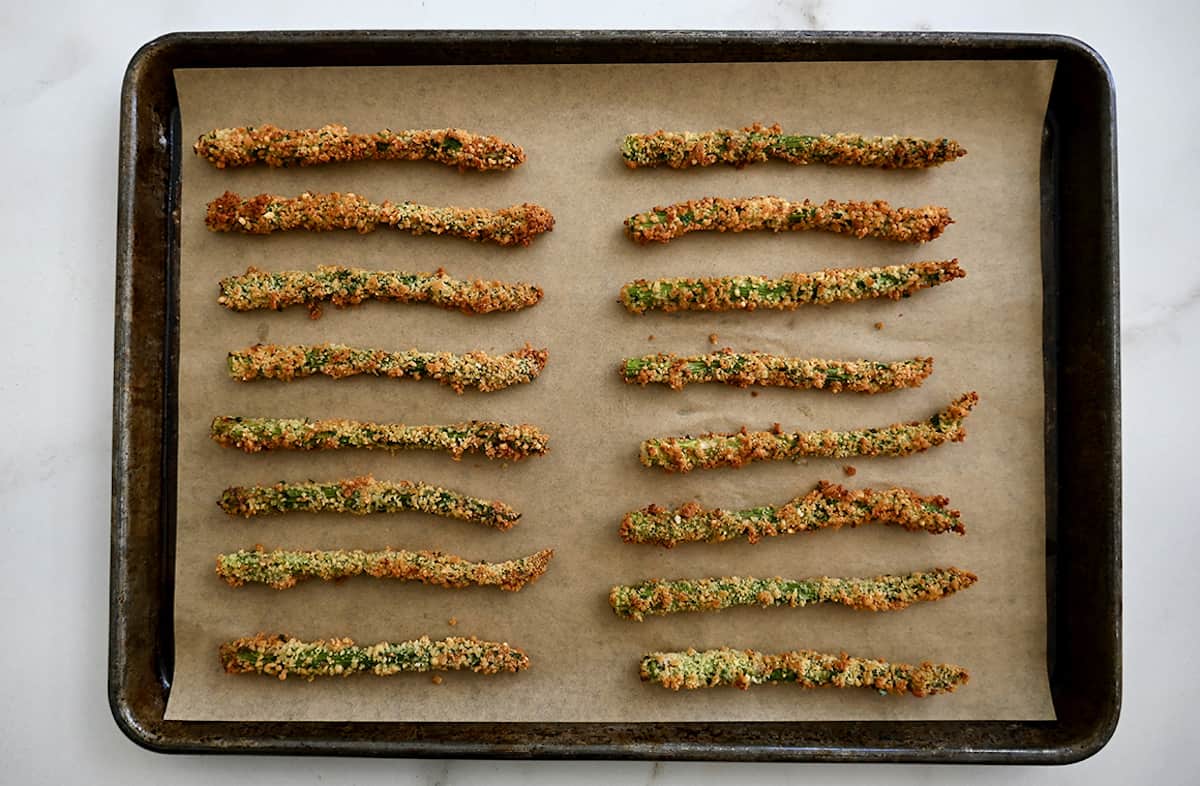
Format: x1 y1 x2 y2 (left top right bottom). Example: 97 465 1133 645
167 60 1056 722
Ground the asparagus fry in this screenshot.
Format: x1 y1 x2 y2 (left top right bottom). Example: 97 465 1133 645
216 546 553 591
625 197 951 244
610 567 977 621
640 647 969 695
221 633 529 680
195 125 525 170
210 417 549 461
218 476 520 530
621 350 932 393
213 417 549 460
639 392 978 472
619 261 964 314
206 191 554 246
621 480 964 547
228 343 548 393
621 123 966 169
217 265 543 318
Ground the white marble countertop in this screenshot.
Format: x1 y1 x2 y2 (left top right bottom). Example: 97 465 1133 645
2 1 1194 783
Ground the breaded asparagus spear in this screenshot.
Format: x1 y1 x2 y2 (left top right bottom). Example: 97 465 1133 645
639 392 978 472
621 351 932 393
610 567 977 621
210 417 549 461
195 124 525 170
216 546 553 591
228 343 548 393
218 476 520 530
620 480 964 547
221 633 529 680
217 265 543 318
622 123 966 169
619 261 964 314
206 191 554 246
640 647 969 695
625 197 951 244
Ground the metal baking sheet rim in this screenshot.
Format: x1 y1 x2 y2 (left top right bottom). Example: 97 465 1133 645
110 29 1120 763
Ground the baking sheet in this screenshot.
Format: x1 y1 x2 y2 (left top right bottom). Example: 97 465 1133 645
167 60 1056 722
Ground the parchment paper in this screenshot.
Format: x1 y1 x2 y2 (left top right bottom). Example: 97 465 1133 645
167 60 1056 722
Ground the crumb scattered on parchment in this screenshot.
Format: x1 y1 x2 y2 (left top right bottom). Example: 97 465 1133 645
648 334 655 341
708 333 719 345
874 321 884 330
448 617 458 626
750 390 759 397
843 465 857 476
432 675 444 685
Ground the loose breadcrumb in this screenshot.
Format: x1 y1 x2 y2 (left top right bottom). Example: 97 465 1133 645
216 546 553 591
220 633 529 680
639 646 968 695
843 465 857 476
195 124 525 170
639 393 979 472
874 321 885 330
610 567 977 621
217 476 520 530
620 261 964 314
228 343 548 393
621 124 967 170
619 480 965 547
217 265 543 318
620 351 932 393
206 191 554 246
624 196 951 245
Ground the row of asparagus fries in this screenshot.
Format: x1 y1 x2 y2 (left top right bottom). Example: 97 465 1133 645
204 122 975 696
209 392 976 468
